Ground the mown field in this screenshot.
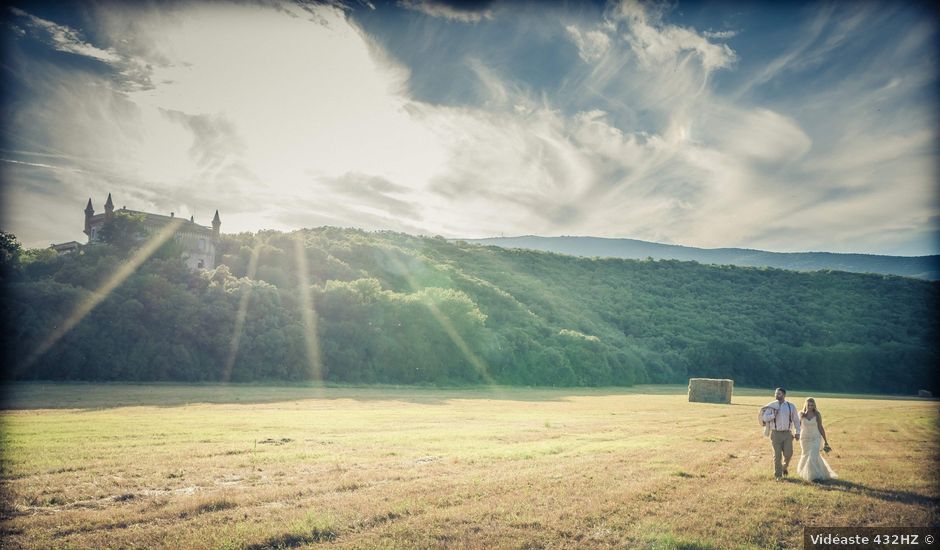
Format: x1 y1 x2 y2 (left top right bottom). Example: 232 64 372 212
0 384 937 549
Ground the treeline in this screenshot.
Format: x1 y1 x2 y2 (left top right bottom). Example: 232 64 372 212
1 225 937 393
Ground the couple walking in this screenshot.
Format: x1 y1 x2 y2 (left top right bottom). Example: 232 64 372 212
760 387 837 482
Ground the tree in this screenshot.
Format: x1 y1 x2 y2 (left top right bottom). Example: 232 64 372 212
97 212 147 253
0 230 23 282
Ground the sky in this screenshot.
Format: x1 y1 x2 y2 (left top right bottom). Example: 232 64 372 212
1 0 937 256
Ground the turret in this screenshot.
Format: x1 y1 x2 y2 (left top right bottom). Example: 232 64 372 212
83 198 94 237
212 210 221 239
104 193 114 220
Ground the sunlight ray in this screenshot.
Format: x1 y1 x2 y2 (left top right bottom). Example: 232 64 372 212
379 246 499 388
221 239 263 382
292 231 324 388
23 217 187 370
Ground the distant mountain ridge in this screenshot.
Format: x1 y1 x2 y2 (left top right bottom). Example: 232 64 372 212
462 236 940 280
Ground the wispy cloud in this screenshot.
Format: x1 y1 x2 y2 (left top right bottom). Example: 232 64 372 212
703 29 737 40
319 172 424 221
8 6 120 63
565 25 611 62
1 158 85 172
397 0 494 23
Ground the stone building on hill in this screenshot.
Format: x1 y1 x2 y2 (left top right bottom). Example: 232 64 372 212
49 241 82 255
81 193 221 270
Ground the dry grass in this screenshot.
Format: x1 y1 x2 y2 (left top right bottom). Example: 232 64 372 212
1 383 937 549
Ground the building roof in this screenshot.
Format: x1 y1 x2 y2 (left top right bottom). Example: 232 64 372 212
50 241 82 250
88 209 214 235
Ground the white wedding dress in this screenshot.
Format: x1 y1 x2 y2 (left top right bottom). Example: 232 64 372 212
797 416 837 481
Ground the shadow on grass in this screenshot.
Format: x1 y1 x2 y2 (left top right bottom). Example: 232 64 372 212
243 529 337 550
1 382 932 411
812 479 939 507
0 382 694 411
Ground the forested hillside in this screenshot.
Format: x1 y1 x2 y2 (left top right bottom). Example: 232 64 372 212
2 227 937 393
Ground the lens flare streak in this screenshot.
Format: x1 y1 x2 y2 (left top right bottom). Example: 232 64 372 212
381 248 497 387
293 232 324 386
23 217 187 369
222 240 262 382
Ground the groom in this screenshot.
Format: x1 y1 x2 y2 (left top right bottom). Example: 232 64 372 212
761 387 801 480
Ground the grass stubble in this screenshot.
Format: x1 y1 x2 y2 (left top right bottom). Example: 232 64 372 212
0 384 937 549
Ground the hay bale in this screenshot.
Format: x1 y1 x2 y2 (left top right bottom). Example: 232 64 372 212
688 378 733 404
918 390 933 398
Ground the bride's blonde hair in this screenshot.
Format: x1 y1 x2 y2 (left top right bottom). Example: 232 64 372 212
800 397 820 418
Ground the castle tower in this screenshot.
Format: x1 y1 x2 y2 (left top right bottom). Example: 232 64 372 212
212 210 221 240
104 193 115 221
83 198 94 237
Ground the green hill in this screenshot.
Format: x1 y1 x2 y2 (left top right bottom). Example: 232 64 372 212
2 227 937 393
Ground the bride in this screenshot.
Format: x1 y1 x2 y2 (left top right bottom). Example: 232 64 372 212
797 397 837 481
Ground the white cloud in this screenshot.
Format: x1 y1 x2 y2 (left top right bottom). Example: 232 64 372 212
605 0 736 73
565 25 612 62
703 107 813 164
